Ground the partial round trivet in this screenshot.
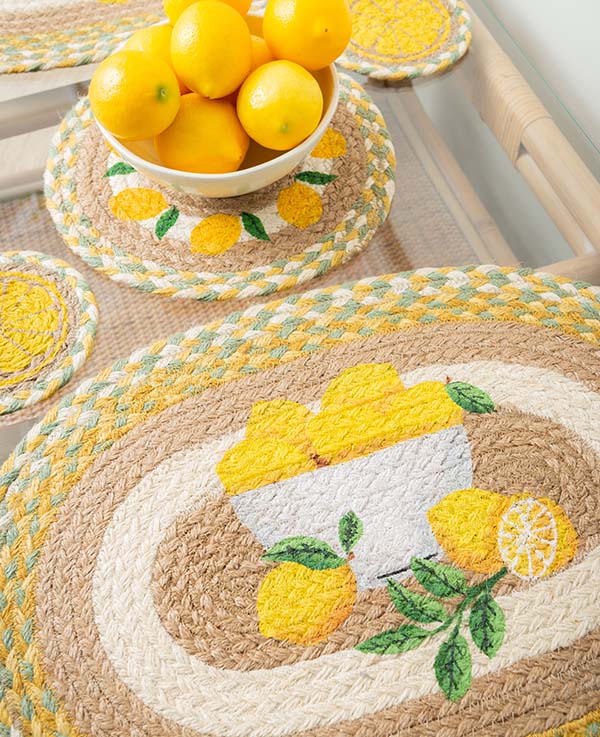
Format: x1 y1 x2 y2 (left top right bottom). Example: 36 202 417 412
0 266 599 737
338 0 472 81
45 74 395 301
0 0 163 74
0 250 97 416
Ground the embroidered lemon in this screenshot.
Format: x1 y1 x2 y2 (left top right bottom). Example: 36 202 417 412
217 437 317 496
312 128 347 159
263 0 352 71
155 94 249 174
89 51 180 141
0 275 64 382
237 61 323 151
277 182 323 228
428 490 578 579
191 214 242 255
257 511 363 645
498 497 578 579
428 489 512 574
257 562 356 645
109 188 168 221
349 0 451 63
171 1 252 98
308 380 464 464
320 363 404 411
246 400 314 453
123 24 187 94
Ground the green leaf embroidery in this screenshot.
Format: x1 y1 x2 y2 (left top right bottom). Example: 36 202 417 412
356 624 430 655
104 162 136 177
386 579 448 624
295 171 338 185
411 557 467 598
155 206 179 240
338 511 363 554
446 382 495 414
434 629 472 702
262 536 346 570
469 593 505 658
241 212 270 241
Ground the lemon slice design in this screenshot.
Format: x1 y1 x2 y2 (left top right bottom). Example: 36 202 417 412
498 498 562 580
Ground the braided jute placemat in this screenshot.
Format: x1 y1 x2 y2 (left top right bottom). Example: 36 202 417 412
0 265 599 737
0 250 97 417
45 74 396 300
0 0 270 74
338 0 472 82
0 0 163 74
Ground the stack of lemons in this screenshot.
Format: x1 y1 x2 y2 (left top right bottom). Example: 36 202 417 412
89 0 352 174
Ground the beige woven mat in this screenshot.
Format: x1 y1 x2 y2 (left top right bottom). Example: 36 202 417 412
0 94 478 432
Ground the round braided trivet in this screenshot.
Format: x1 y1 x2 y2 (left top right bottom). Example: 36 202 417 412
44 74 396 301
338 0 472 82
0 250 97 416
0 266 599 737
0 0 269 74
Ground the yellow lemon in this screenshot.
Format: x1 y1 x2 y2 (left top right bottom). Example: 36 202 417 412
217 438 317 495
191 214 242 255
123 24 188 94
89 51 180 141
109 188 168 220
171 1 252 98
164 0 251 24
498 497 578 579
250 34 274 72
320 363 404 412
263 0 352 71
257 562 356 645
312 128 347 159
155 93 249 174
428 489 512 574
308 380 463 465
277 182 323 228
237 60 323 151
246 400 314 453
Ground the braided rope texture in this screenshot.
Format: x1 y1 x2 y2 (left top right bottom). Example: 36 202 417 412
44 74 396 301
338 0 472 82
0 266 599 737
0 3 162 74
0 250 97 416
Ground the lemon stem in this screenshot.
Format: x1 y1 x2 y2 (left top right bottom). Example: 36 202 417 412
431 567 508 637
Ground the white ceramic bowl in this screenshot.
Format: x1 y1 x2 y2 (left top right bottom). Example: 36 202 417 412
96 20 340 198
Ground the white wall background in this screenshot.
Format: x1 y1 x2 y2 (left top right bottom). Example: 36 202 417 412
414 0 600 268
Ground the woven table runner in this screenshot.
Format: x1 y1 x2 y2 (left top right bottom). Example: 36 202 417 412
45 74 396 300
338 0 472 81
0 250 97 416
0 266 598 737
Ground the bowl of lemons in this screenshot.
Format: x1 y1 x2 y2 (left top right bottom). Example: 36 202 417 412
90 0 348 198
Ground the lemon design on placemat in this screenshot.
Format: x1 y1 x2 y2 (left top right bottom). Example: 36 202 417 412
349 0 452 63
0 273 68 387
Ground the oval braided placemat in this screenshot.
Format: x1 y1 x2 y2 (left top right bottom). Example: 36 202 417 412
45 74 396 301
0 266 599 737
